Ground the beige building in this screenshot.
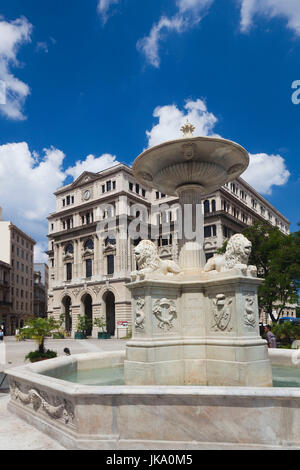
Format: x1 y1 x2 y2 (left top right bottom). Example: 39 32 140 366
0 213 36 334
0 260 11 334
47 163 290 337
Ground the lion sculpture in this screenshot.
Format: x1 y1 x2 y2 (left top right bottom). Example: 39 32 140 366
131 240 182 280
204 233 257 276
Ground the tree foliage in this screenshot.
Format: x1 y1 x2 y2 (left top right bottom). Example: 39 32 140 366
76 314 92 334
216 221 300 322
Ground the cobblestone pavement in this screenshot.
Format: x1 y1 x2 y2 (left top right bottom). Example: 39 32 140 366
0 337 126 450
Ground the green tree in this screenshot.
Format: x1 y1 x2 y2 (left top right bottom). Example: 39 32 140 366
94 315 106 332
216 222 300 322
76 315 92 335
18 317 60 354
242 221 300 322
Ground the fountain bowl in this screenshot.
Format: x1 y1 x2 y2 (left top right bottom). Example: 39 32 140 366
133 136 249 196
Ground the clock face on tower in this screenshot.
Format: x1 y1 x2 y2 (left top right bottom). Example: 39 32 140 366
84 190 90 200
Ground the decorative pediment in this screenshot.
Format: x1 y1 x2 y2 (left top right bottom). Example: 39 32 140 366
70 171 98 189
63 253 74 262
103 243 116 253
82 248 94 259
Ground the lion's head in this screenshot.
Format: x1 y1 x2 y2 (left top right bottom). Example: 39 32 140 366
134 240 159 270
225 234 252 269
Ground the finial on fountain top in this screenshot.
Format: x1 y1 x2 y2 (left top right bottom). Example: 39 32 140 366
180 121 195 138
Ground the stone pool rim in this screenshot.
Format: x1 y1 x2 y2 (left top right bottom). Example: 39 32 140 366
5 349 300 450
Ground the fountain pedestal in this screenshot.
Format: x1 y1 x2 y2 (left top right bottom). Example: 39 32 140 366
125 125 272 387
125 275 272 386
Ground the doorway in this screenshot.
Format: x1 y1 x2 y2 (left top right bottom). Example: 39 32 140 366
103 291 115 336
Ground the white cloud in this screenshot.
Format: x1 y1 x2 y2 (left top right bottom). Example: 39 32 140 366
239 0 300 35
36 41 48 53
146 98 219 147
242 153 290 195
34 242 48 263
146 98 290 195
65 153 119 180
0 143 65 236
0 16 32 120
137 0 213 67
0 143 121 260
97 0 120 24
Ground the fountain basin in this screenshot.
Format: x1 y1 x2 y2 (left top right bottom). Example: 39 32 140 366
6 350 300 450
133 136 249 196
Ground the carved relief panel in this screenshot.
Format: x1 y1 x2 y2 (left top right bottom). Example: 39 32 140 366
243 292 257 329
152 298 177 332
211 293 233 332
134 297 145 331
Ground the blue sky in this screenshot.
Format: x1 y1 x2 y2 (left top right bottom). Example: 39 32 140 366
0 0 299 260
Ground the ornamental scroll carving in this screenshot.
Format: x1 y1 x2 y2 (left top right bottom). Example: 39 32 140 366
153 298 177 331
11 382 74 425
244 294 256 328
211 294 233 332
134 297 145 330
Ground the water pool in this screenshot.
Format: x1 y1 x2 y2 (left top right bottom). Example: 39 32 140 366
60 365 300 387
62 366 124 386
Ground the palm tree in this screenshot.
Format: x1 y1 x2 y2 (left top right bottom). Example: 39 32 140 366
18 317 60 354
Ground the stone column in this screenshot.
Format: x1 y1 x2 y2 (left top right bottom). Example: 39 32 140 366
177 185 205 272
94 235 99 278
71 305 80 338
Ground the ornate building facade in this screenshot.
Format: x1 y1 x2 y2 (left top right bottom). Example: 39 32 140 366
47 163 290 337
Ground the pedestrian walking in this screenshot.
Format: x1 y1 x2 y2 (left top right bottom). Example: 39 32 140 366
265 324 277 348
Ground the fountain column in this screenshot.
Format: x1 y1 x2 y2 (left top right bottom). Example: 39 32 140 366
176 184 205 272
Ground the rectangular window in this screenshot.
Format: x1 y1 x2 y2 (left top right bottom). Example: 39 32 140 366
112 181 116 190
129 182 133 191
107 255 114 275
66 195 70 205
204 226 212 238
71 196 74 204
142 189 146 197
86 259 92 278
106 180 111 192
136 184 139 194
66 263 72 281
102 185 105 193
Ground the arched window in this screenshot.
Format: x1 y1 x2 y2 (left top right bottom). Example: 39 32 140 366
65 243 73 254
84 239 94 250
204 200 210 214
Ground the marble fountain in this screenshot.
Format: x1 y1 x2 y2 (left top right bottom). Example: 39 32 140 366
6 124 300 449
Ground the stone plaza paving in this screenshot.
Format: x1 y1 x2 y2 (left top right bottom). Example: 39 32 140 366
0 337 126 450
